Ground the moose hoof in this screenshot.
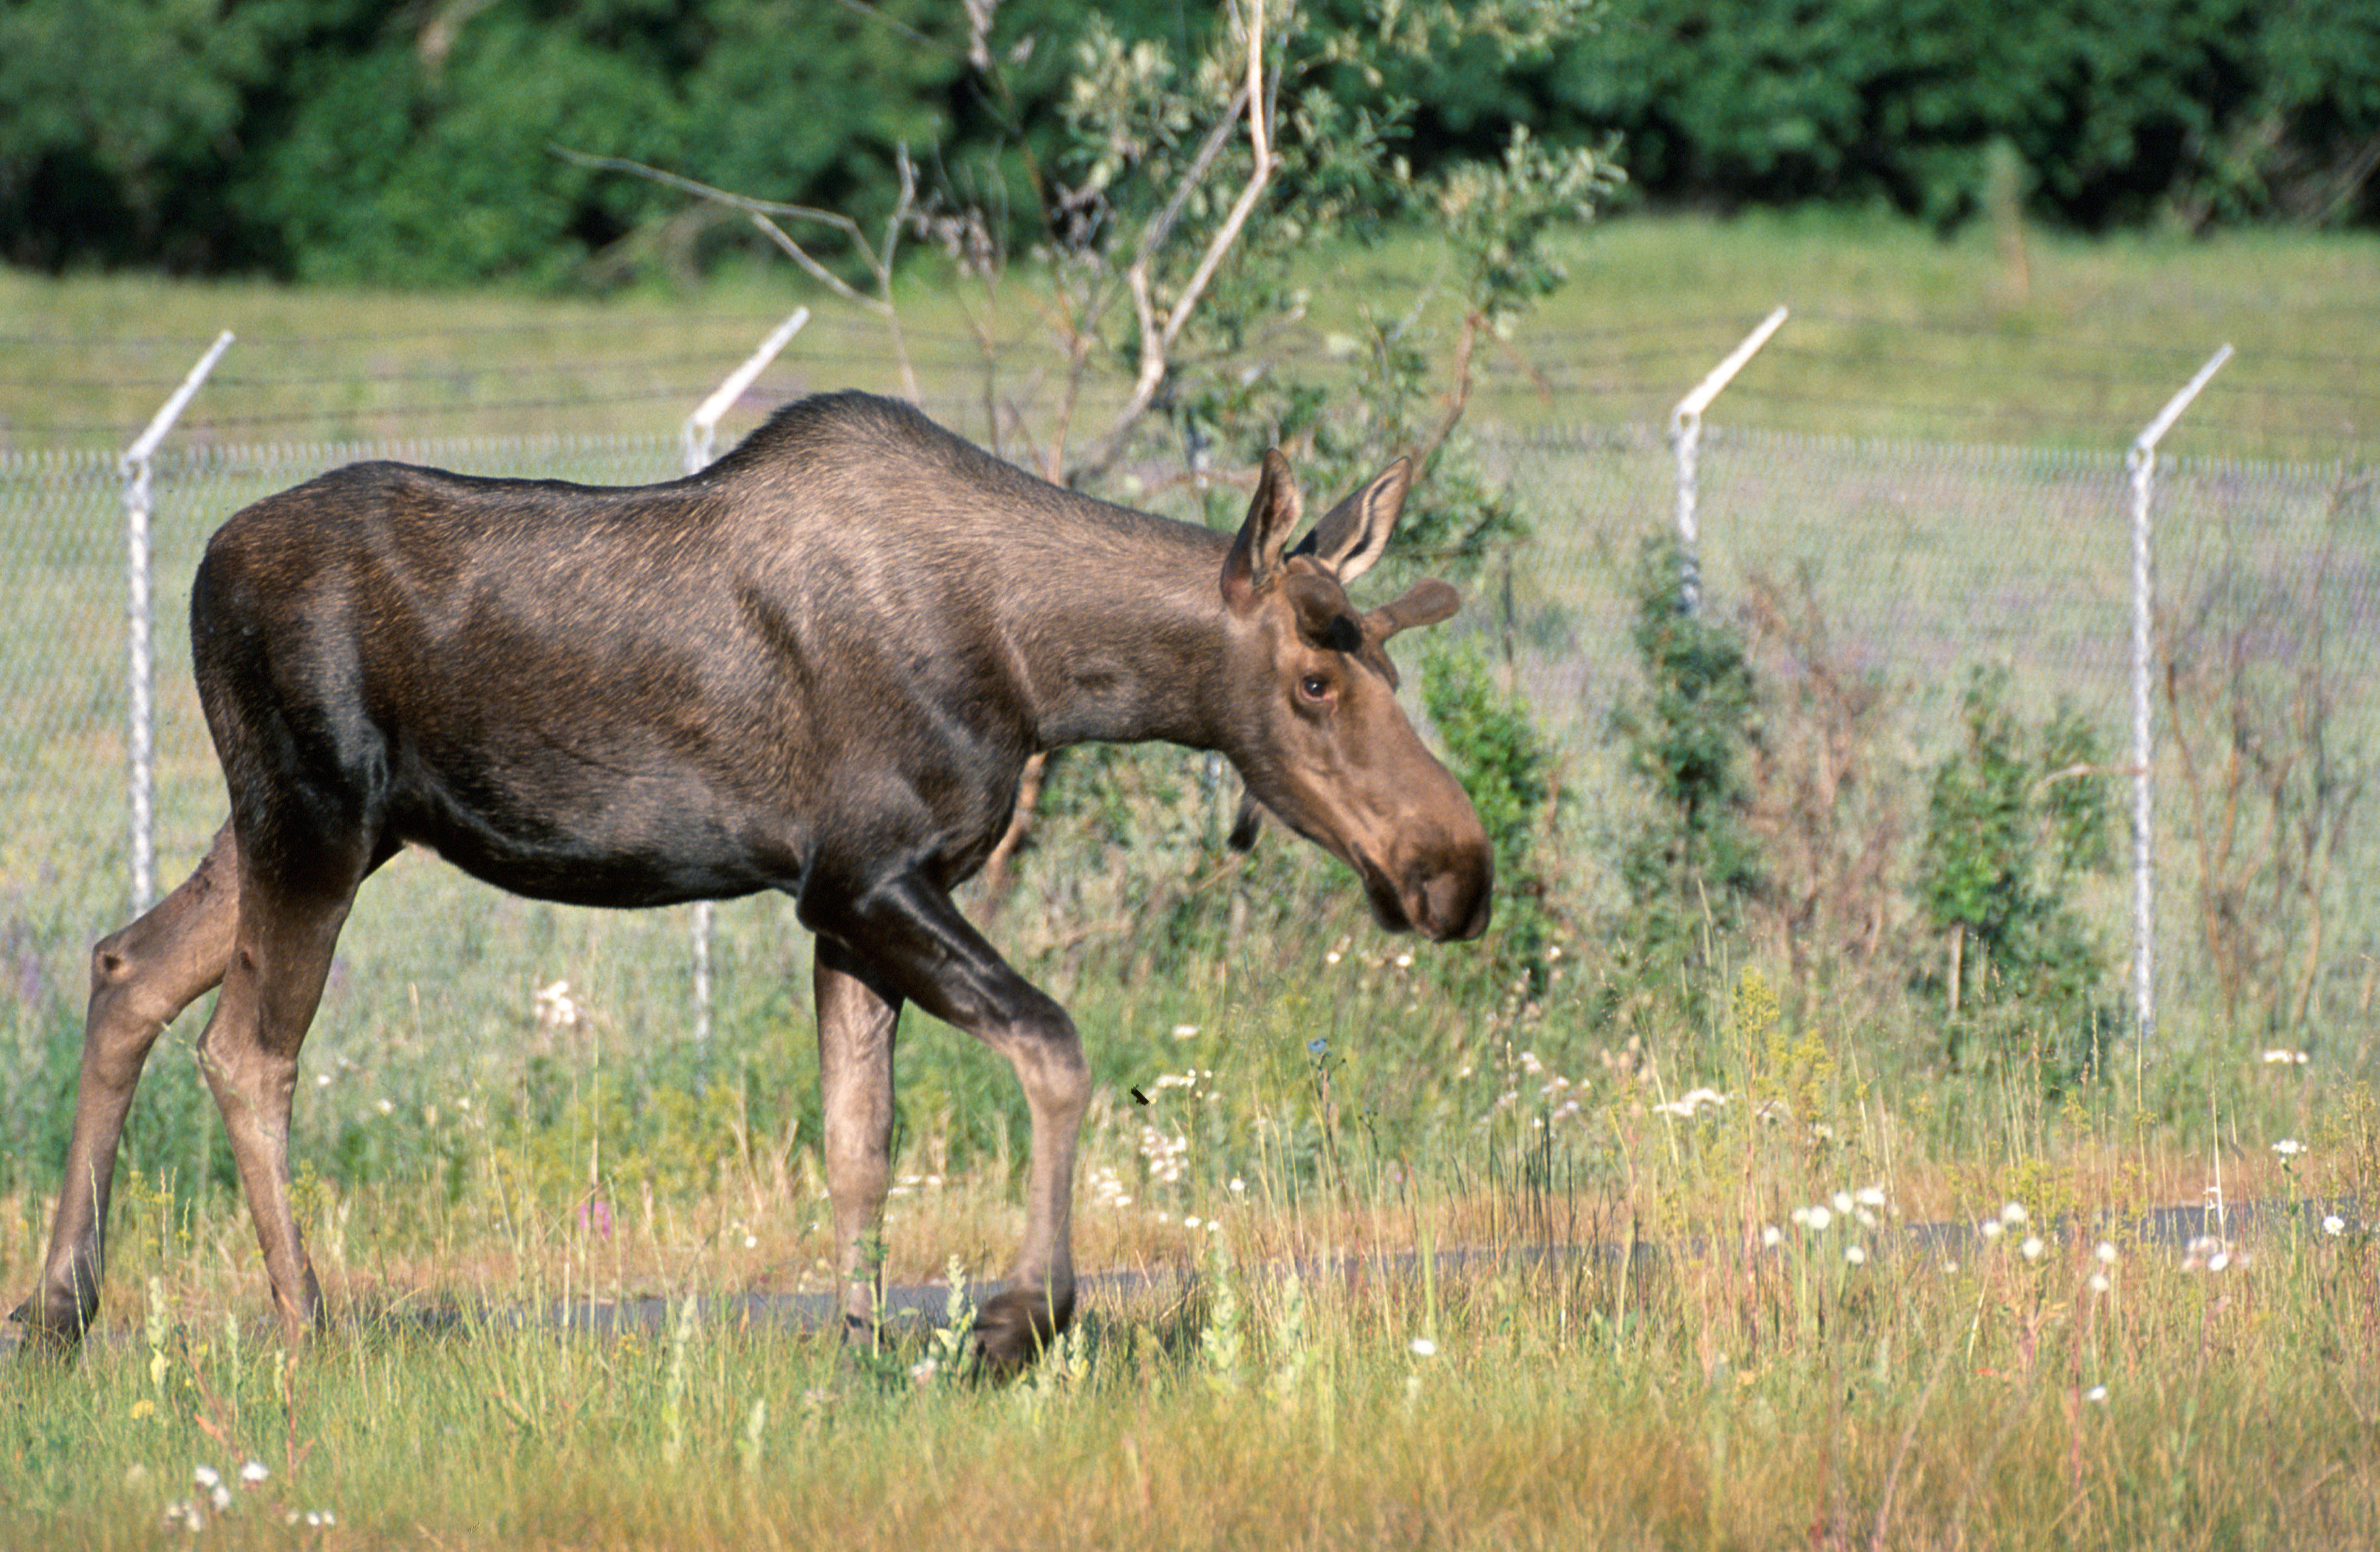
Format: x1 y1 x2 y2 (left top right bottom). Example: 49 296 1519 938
972 1286 1072 1378
6 1298 90 1364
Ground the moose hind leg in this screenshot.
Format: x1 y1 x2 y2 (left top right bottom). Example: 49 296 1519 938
813 942 902 1348
15 824 241 1348
196 852 369 1342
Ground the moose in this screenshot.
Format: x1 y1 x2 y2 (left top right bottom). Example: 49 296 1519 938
13 390 1491 1371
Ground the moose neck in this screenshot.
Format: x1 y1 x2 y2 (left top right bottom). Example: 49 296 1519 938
1003 519 1243 756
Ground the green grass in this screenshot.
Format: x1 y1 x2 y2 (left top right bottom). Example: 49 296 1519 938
5 1031 2376 1549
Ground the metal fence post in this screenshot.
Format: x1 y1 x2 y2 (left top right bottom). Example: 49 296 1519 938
1671 306 1788 613
2125 343 2234 1055
680 309 809 1041
119 330 234 914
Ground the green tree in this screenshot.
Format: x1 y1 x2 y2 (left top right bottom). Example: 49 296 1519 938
0 0 286 268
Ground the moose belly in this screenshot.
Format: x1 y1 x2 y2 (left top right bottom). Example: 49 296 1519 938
390 760 804 910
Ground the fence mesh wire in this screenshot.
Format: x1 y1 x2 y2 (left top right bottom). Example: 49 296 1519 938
3 424 2373 1062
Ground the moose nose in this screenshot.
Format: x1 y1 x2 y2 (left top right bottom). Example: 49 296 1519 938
1410 850 1492 943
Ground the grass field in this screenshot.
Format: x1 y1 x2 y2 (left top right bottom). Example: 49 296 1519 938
3 213 2379 1546
3 209 2375 459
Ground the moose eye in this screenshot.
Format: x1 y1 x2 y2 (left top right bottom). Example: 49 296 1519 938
1297 674 1331 704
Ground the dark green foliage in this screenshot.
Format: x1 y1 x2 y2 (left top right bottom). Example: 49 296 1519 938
10 0 2367 284
1915 666 2118 1079
1608 536 1763 982
1547 0 2380 229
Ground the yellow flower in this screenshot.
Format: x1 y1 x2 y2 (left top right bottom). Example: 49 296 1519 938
129 1399 156 1421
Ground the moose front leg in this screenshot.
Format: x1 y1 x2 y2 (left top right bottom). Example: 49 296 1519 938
799 869 1090 1376
16 826 241 1348
812 942 901 1347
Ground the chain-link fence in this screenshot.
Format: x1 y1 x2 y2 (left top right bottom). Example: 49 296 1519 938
4 418 2374 1063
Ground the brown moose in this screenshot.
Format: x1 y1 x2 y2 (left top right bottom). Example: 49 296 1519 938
14 391 1491 1371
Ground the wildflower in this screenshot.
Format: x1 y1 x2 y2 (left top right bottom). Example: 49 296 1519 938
2085 1384 2109 1403
189 1463 231 1513
2095 1241 2118 1264
1183 1216 1202 1229
2182 1235 2238 1273
163 1500 204 1533
2261 1049 2309 1065
1761 1224 1782 1248
130 1399 155 1421
240 1461 268 1486
1979 1219 2005 1242
2324 1215 2347 1236
1855 1186 1887 1209
1228 1177 1245 1194
1831 1190 1854 1215
1652 1087 1727 1119
2272 1138 2305 1159
1172 1023 1199 1039
1854 1207 1879 1230
2088 1272 2111 1294
1804 1205 1834 1233
1307 1038 1329 1057
2020 1236 2045 1262
533 979 581 1028
1410 1337 1438 1358
1845 1245 1867 1265
2000 1202 2029 1226
1394 951 1414 969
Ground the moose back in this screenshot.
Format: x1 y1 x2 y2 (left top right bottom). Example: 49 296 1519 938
15 390 1491 1370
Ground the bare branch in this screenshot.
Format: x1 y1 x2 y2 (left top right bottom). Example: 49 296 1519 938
748 212 890 314
1075 0 1275 480
553 146 863 232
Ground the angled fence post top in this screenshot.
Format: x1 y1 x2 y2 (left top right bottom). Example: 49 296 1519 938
1671 305 1789 613
2130 345 2236 471
1671 305 1791 437
683 307 809 476
122 330 236 476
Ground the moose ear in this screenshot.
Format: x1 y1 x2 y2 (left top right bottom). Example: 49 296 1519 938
1365 578 1461 640
1290 458 1412 585
1221 449 1305 610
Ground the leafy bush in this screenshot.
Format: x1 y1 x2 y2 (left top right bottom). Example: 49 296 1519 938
1607 536 1763 993
1420 638 1563 997
1914 666 2118 1079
